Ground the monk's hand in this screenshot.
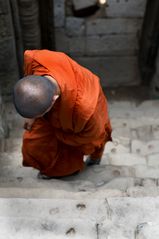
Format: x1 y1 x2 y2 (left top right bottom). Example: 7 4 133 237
23 118 35 131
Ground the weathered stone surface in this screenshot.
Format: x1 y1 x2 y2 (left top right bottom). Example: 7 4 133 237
147 154 159 167
133 165 159 178
55 29 86 55
2 97 159 218
136 222 159 239
104 141 130 155
127 186 159 197
86 18 143 35
0 0 19 92
18 0 41 49
53 0 65 27
150 49 159 99
74 56 141 87
137 100 159 117
131 140 159 156
54 28 69 52
150 74 159 99
142 178 157 187
1 197 159 238
72 0 97 10
102 177 136 191
68 37 86 55
112 128 131 147
86 34 139 56
0 93 8 139
66 17 85 36
152 125 159 139
108 153 146 166
136 125 153 141
105 0 147 18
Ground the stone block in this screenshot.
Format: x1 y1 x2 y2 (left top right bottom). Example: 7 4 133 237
72 0 97 10
0 38 19 74
54 28 69 53
136 222 159 239
55 28 85 55
104 141 130 155
68 37 86 56
0 0 19 97
86 18 143 35
131 140 159 156
108 153 146 166
150 74 159 99
127 186 159 197
0 93 8 139
86 34 139 56
0 217 97 239
66 17 85 36
105 0 147 18
0 12 12 38
134 165 159 178
137 100 159 118
136 125 153 141
147 154 159 167
73 56 141 87
110 118 131 128
103 177 135 191
0 140 5 152
111 128 131 147
53 0 65 27
0 1 9 14
152 125 159 139
142 178 157 187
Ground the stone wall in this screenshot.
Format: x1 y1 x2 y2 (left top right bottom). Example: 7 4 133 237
0 0 19 99
150 49 159 98
0 92 8 142
0 0 42 101
54 0 147 87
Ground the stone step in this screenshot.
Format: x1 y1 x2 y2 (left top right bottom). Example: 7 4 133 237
0 187 124 199
1 141 159 167
136 222 159 239
108 100 159 118
0 217 96 239
0 152 22 166
0 137 22 152
1 160 159 196
0 197 159 239
1 178 159 198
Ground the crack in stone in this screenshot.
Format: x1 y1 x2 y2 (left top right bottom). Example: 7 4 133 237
105 198 113 220
96 223 100 239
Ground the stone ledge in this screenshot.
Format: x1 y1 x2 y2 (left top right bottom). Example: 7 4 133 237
74 56 141 87
86 18 143 35
0 197 159 238
105 0 146 18
86 34 139 56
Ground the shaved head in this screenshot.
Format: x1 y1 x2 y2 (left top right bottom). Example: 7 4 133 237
13 75 57 118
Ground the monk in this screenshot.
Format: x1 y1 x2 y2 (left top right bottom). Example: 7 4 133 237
13 50 112 179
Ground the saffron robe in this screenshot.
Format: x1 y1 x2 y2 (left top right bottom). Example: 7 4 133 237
22 50 112 177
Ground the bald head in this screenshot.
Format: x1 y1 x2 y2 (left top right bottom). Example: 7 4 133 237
13 75 57 118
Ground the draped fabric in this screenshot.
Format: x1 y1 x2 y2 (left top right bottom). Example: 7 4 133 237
22 50 112 176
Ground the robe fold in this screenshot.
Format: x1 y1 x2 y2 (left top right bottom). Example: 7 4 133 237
22 50 112 177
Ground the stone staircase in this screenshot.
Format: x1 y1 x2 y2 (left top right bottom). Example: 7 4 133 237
0 100 159 238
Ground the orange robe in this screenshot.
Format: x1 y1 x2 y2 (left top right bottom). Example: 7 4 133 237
22 50 112 177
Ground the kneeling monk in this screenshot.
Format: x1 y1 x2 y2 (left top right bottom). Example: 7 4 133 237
13 50 112 178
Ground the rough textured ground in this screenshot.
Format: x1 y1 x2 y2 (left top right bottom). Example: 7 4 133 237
0 98 159 238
